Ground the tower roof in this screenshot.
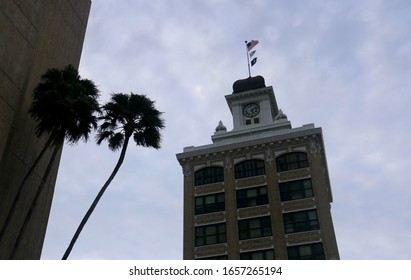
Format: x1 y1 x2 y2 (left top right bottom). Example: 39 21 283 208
233 75 266 93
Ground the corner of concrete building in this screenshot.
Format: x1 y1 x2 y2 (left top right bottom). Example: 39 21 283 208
0 0 91 259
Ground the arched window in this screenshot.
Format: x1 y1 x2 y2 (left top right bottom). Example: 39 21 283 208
235 159 265 179
194 166 224 186
276 152 309 172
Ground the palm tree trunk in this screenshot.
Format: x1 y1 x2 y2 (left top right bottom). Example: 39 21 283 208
9 141 62 259
0 137 53 248
62 136 130 260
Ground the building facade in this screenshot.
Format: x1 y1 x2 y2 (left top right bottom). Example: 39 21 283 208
0 0 91 259
176 76 339 260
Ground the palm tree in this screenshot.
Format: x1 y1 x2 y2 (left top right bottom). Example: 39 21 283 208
62 92 165 260
0 64 100 259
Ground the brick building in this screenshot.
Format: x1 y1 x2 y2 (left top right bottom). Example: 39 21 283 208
176 76 339 259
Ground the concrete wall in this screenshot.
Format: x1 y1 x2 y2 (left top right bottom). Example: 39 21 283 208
0 0 91 259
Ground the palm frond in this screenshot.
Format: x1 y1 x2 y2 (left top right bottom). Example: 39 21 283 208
108 132 124 151
29 64 100 146
97 92 165 151
96 130 113 145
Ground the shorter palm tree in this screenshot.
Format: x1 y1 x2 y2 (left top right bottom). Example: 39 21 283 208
62 92 165 260
0 64 100 259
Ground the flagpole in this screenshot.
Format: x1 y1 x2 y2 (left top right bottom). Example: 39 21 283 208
245 41 251 77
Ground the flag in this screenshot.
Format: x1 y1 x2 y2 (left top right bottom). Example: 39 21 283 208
251 57 257 66
245 40 259 75
246 40 259 51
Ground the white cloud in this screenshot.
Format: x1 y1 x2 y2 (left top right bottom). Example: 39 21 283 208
42 0 411 260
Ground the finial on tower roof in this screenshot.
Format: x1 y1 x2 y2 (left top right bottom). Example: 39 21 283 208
215 120 227 132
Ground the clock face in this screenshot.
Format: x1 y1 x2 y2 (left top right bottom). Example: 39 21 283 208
242 103 260 118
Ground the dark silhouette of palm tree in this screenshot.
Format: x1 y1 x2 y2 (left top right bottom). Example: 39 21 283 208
62 92 165 260
0 65 100 259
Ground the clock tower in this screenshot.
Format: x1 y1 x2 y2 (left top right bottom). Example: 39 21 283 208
177 75 339 260
212 75 291 144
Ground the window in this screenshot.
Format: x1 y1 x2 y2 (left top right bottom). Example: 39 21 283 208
195 193 225 215
195 166 224 186
195 223 226 246
276 152 309 172
283 209 319 234
236 186 268 208
197 255 228 260
241 249 275 260
235 159 265 179
279 178 314 202
287 242 325 260
238 216 272 240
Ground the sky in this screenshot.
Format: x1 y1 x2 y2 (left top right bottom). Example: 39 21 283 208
41 0 411 260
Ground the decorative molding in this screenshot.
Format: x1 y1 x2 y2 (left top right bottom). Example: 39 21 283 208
225 155 232 169
265 149 273 165
251 153 265 160
293 146 307 152
183 164 191 176
195 244 227 258
233 156 247 165
274 149 288 157
193 163 206 172
285 231 321 245
235 176 267 188
195 184 225 196
177 127 322 161
310 139 320 157
238 205 270 219
211 161 224 167
239 237 274 251
195 212 226 226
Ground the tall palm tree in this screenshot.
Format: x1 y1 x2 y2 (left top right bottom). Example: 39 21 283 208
62 92 165 260
0 64 100 259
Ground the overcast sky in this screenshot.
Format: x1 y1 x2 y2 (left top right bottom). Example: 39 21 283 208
41 0 411 260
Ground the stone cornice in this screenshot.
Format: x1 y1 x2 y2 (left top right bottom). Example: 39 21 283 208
176 126 323 161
